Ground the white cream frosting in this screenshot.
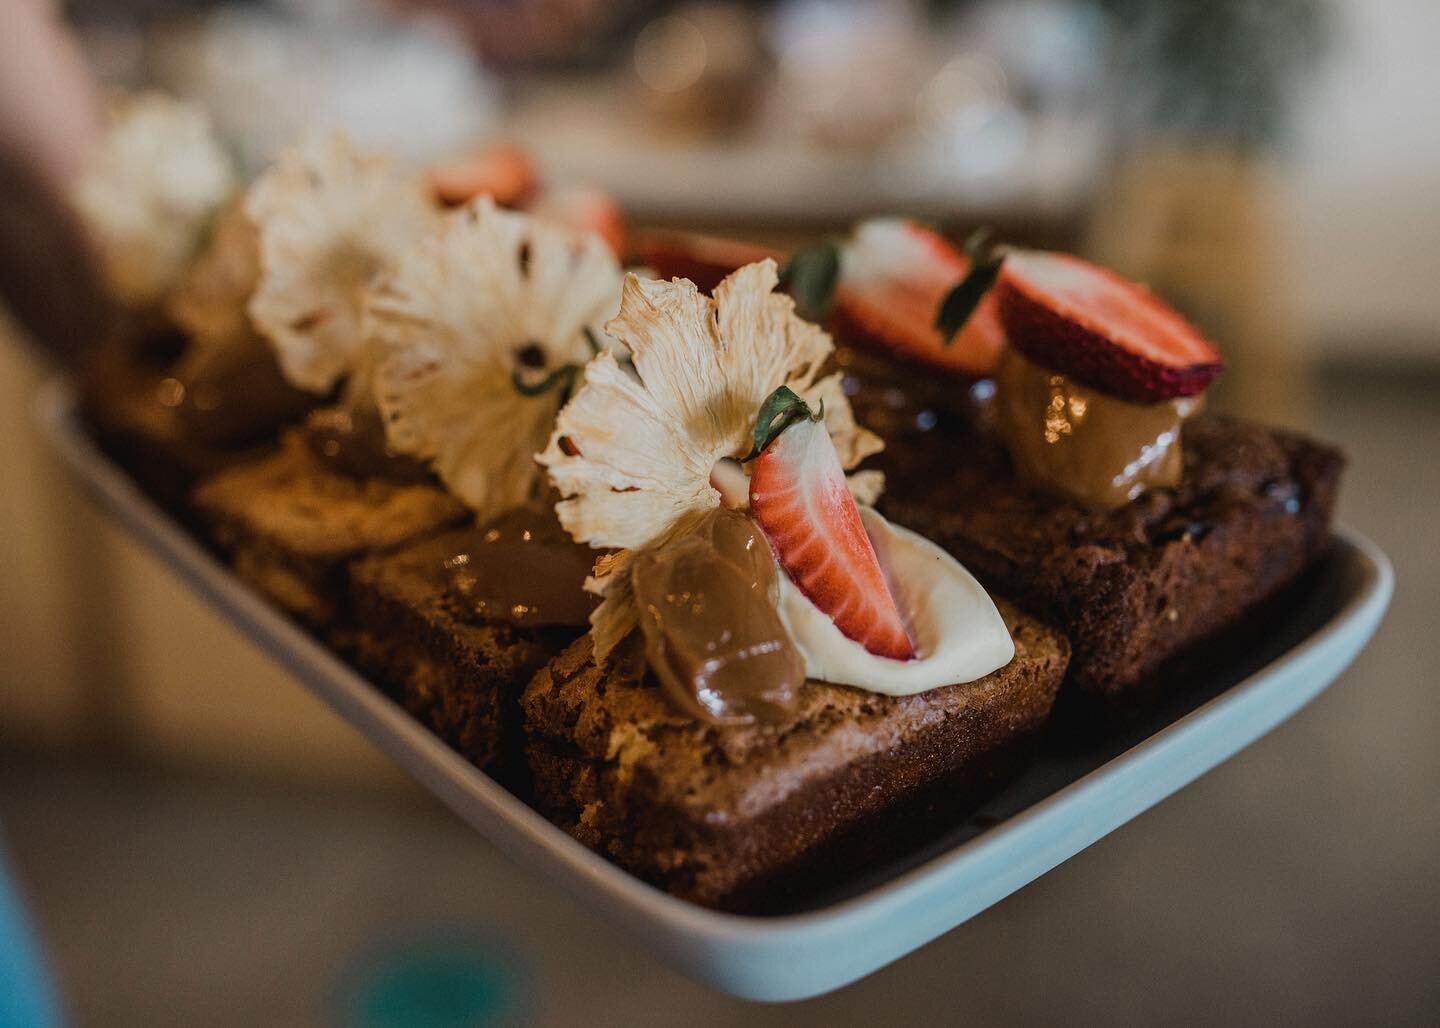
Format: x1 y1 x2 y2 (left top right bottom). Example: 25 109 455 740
776 507 1014 695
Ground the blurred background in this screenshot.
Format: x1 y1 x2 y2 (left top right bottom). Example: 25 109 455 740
0 0 1436 1023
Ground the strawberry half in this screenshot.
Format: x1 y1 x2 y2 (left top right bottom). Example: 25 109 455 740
997 250 1223 403
631 231 783 294
748 390 915 661
832 219 1005 377
427 142 540 209
530 183 627 256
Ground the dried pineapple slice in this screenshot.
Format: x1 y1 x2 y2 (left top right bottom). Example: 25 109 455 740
246 132 436 394
73 92 235 308
370 198 623 521
539 260 882 660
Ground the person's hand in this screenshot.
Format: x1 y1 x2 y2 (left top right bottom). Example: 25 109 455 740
0 0 113 363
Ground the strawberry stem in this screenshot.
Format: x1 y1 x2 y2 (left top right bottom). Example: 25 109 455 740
935 227 1005 344
742 385 824 462
964 226 996 265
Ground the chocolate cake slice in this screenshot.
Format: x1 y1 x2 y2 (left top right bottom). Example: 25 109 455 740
522 602 1068 910
348 507 596 776
81 331 315 515
193 425 468 629
879 414 1343 699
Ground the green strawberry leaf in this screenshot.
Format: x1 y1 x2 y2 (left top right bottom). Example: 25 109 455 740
935 228 1005 344
742 385 824 462
779 241 842 322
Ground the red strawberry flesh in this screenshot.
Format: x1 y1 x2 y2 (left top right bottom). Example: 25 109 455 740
632 231 783 294
998 251 1222 403
749 417 915 661
835 219 1005 377
530 183 627 256
428 142 539 209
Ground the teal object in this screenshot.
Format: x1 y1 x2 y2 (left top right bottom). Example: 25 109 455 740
0 849 60 1028
340 939 524 1028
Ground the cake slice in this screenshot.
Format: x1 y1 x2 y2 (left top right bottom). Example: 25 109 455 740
816 233 1345 701
880 414 1343 698
81 331 314 515
340 199 626 771
81 330 228 511
348 511 596 776
523 601 1067 909
189 133 473 629
75 107 326 513
194 426 467 629
521 261 1066 909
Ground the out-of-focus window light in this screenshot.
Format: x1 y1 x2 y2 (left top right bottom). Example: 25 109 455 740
771 0 925 147
916 53 1009 137
634 15 709 95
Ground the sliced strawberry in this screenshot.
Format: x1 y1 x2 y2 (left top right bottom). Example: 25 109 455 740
428 142 540 208
631 231 783 294
530 183 627 256
833 219 1005 377
749 400 914 661
997 251 1223 403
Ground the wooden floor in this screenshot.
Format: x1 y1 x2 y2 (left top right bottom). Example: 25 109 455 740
2 365 1437 1026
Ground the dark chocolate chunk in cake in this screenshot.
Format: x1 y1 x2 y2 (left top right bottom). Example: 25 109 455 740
879 414 1344 697
522 602 1068 909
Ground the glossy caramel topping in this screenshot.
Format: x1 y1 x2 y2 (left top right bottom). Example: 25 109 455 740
303 405 432 483
441 505 598 628
632 508 803 725
995 347 1199 510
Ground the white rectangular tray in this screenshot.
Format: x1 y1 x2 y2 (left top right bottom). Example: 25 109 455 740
35 380 1392 1002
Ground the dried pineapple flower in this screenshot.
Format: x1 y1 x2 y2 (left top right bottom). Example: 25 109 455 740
539 260 883 660
245 132 437 394
73 92 236 308
370 198 623 522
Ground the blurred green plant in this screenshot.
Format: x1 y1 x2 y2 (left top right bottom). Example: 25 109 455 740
1099 0 1330 149
927 0 1330 150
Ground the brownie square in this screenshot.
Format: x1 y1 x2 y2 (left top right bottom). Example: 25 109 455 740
522 602 1068 909
349 529 588 776
193 430 468 629
879 414 1344 698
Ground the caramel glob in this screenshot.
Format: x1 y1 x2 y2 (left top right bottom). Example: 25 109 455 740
632 508 804 725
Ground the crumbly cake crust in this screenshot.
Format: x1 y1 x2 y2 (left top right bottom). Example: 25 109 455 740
193 430 468 627
879 414 1344 696
522 602 1068 908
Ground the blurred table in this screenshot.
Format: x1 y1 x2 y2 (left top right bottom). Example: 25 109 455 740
501 76 1100 242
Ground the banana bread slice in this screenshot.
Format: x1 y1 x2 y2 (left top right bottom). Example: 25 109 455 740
879 414 1343 698
193 429 467 629
522 602 1068 910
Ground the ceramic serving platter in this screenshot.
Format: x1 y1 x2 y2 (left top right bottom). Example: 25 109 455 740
34 380 1393 1002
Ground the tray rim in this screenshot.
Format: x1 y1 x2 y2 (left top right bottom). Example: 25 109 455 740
33 378 1394 1001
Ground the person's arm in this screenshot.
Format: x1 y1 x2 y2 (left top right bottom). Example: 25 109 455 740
0 0 113 364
